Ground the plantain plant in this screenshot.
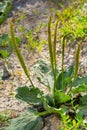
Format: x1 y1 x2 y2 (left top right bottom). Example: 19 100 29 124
5 15 87 130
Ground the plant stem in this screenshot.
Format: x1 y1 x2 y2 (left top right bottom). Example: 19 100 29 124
48 17 55 99
61 36 66 89
48 16 54 71
35 111 50 116
53 20 58 91
74 42 81 79
10 22 35 88
53 20 58 68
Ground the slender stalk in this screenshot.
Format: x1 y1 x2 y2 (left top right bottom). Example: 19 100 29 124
61 36 66 89
35 111 50 116
48 17 55 98
74 42 81 79
53 20 59 91
53 20 58 67
10 22 35 88
48 16 54 70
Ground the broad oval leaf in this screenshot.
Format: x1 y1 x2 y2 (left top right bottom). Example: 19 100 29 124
16 86 43 105
54 90 70 104
43 98 68 117
77 105 87 117
32 60 54 90
45 95 55 106
5 108 43 130
77 95 87 117
56 66 74 90
70 75 87 87
80 95 87 106
71 84 87 95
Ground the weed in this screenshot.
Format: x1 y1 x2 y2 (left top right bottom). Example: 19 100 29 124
5 2 87 130
5 13 87 129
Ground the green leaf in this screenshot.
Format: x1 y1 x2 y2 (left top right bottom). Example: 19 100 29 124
70 75 87 87
56 66 74 90
77 105 87 117
0 34 13 57
15 36 21 45
32 60 54 90
71 84 87 94
35 60 50 74
16 86 43 105
1 33 8 39
0 34 9 45
77 95 87 117
43 98 68 117
0 50 9 58
0 33 8 42
5 108 43 130
0 1 12 25
80 95 87 106
54 90 70 104
45 95 54 106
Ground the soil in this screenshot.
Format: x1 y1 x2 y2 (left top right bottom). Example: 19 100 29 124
0 0 87 130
